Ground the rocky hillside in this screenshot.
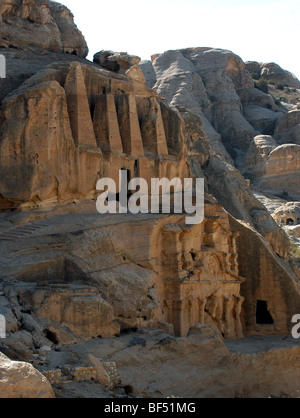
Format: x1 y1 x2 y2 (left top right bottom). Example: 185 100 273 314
1 0 300 399
141 49 300 212
141 49 299 160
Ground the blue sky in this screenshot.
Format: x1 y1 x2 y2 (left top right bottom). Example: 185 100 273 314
59 0 300 79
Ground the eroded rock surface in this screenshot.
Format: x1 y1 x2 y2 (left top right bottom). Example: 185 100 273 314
0 0 88 57
0 352 55 398
274 110 300 145
140 48 285 159
244 139 300 200
245 61 300 89
273 202 300 226
0 59 187 209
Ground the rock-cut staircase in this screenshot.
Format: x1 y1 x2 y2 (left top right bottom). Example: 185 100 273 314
0 223 48 242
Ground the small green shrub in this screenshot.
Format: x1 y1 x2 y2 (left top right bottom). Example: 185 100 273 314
275 83 285 90
255 78 269 94
251 72 261 81
289 240 300 259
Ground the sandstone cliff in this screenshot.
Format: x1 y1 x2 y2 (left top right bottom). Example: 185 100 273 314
0 59 187 209
140 48 282 157
0 0 88 57
1 0 300 399
140 49 292 257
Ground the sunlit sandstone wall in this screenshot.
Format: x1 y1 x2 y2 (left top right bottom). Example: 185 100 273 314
0 62 189 209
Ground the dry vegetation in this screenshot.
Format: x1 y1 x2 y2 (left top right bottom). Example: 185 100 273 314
268 83 300 106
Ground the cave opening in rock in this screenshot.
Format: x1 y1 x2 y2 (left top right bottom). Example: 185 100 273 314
286 218 294 226
44 329 59 345
256 300 274 325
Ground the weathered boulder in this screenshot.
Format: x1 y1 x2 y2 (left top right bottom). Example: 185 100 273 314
244 140 300 200
244 135 277 178
261 63 300 89
0 0 88 57
84 355 112 388
0 352 55 398
94 51 141 72
245 61 300 89
93 50 146 83
274 110 300 145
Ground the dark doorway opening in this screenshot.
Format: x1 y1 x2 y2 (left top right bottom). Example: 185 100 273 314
134 160 139 177
286 218 294 226
116 169 131 202
256 300 274 325
44 329 59 345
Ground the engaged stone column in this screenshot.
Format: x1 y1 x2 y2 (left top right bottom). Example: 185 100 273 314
235 295 244 338
198 297 207 324
93 94 123 152
224 296 236 338
65 63 98 148
206 295 224 335
117 94 144 156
